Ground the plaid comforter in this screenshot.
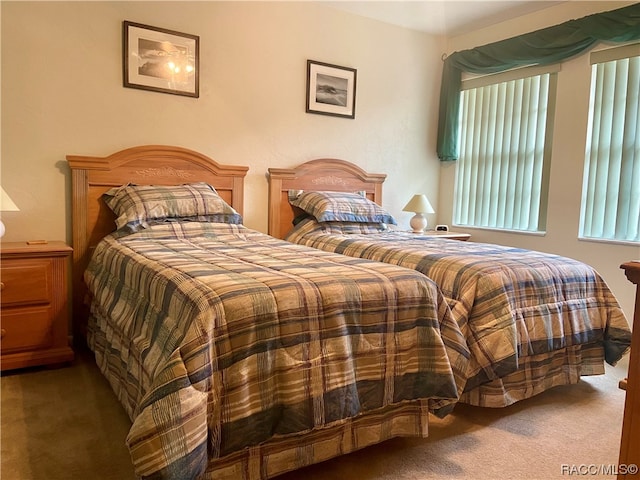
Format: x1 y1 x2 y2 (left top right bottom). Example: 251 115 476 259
84 222 469 480
286 219 631 399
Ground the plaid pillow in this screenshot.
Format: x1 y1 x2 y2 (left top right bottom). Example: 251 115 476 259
290 191 397 224
103 182 242 232
321 221 389 234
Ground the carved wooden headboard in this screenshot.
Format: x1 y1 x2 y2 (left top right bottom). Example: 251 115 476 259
267 158 387 239
66 145 248 345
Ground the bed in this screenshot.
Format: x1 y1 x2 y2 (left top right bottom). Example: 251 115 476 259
66 146 470 480
267 158 632 408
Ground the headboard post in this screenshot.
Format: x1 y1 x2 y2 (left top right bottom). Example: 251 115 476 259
67 145 248 347
267 158 387 239
69 168 90 346
267 172 286 241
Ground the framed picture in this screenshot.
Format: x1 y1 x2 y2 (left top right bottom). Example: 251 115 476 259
306 60 357 119
123 21 199 98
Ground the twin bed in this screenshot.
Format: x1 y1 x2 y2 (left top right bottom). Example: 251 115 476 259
67 146 630 480
267 158 631 408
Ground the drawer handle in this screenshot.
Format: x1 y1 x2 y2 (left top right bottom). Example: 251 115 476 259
0 282 4 290
0 329 5 339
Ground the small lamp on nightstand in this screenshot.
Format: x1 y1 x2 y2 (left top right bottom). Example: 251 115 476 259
0 187 20 238
403 194 434 233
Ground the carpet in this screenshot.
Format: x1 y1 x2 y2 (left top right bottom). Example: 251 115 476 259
1 350 628 480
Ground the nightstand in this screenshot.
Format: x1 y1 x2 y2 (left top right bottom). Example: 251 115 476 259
1 241 74 371
417 231 471 241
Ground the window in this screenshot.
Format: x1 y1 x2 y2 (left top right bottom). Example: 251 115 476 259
453 65 558 232
580 44 640 243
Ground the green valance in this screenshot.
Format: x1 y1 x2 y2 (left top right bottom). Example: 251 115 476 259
437 3 640 161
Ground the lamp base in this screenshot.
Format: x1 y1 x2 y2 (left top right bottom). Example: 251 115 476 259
409 213 427 233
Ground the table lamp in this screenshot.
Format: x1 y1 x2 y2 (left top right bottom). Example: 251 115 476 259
402 194 434 233
0 187 20 237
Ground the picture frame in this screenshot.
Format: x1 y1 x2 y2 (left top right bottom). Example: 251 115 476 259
123 21 199 98
306 60 357 119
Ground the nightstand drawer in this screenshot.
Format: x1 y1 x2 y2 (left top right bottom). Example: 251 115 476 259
0 306 53 353
1 259 51 306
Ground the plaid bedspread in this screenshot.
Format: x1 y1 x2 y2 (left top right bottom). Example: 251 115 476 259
84 222 469 480
286 219 632 395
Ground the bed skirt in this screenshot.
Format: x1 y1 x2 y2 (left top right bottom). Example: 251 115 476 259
204 401 429 480
459 343 604 408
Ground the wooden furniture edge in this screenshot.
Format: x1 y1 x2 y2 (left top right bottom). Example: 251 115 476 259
618 261 640 479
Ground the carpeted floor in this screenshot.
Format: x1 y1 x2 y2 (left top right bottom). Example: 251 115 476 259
1 349 629 480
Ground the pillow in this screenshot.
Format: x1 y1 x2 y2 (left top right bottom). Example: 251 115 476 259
103 182 242 232
320 221 389 234
289 191 397 224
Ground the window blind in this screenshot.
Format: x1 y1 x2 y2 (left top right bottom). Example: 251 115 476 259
580 45 640 243
453 70 556 232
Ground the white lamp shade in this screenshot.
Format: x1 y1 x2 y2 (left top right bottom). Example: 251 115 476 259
402 194 434 214
0 187 19 212
0 187 19 238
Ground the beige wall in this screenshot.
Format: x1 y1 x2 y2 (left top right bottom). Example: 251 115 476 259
438 1 640 319
1 1 443 239
2 1 637 319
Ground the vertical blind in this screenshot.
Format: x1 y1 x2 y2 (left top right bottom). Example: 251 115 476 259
580 45 640 243
454 69 555 231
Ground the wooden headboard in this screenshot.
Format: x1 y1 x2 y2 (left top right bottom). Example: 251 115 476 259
267 158 386 239
66 145 248 345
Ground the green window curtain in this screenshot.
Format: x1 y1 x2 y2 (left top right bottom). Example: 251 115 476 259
437 3 640 161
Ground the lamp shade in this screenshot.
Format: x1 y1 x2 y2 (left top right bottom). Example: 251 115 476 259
0 187 19 212
0 187 19 238
402 194 434 214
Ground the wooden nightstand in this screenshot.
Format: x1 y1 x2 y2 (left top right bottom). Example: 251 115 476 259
418 231 471 241
1 241 74 371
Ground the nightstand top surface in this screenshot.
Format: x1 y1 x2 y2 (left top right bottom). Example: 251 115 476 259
1 241 72 256
399 230 471 240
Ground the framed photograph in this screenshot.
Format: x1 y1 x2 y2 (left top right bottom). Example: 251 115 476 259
123 21 199 98
306 60 357 119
